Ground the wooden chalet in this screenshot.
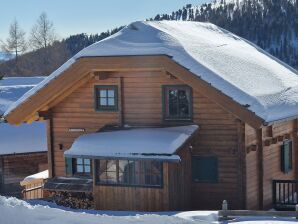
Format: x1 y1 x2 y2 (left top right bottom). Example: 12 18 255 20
4 21 298 211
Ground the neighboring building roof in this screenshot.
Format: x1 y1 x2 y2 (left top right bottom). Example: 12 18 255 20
0 77 47 155
4 21 298 123
64 125 198 162
0 122 47 155
44 177 93 193
21 170 49 185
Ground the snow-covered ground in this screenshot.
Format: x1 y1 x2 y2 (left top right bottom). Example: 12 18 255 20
0 196 297 224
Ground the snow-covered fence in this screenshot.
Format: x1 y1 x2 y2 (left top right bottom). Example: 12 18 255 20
219 200 298 221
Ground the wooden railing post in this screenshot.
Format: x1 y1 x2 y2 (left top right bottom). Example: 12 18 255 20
222 200 228 220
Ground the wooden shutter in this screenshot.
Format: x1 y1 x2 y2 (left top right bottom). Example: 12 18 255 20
65 157 73 176
281 141 292 173
192 156 218 183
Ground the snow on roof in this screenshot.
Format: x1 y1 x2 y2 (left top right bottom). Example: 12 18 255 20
0 77 47 155
22 170 48 184
0 77 45 114
64 125 198 162
0 122 47 155
4 21 298 123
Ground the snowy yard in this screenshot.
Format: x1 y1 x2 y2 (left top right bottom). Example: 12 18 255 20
0 196 297 224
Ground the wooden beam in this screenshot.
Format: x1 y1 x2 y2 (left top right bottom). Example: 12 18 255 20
257 128 264 210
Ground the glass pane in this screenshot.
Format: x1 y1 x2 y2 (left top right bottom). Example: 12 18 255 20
106 172 117 184
99 172 107 182
77 165 83 173
84 159 91 165
98 160 107 173
77 158 83 165
178 89 190 117
150 174 162 186
119 172 129 184
100 98 107 106
108 90 115 97
106 160 117 172
119 160 129 173
168 89 178 116
100 90 107 97
108 98 115 106
85 165 91 173
151 161 162 174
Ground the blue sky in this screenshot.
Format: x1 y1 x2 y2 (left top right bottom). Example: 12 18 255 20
0 0 209 40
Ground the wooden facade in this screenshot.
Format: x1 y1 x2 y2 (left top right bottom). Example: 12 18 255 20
0 152 47 197
4 56 298 211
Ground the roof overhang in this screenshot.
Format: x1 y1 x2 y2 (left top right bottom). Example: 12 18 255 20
4 56 264 129
64 125 199 163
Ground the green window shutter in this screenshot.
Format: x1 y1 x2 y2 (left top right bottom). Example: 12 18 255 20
65 157 73 176
192 155 218 183
281 141 292 173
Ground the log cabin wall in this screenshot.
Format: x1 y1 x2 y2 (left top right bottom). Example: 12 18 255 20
0 152 47 197
245 124 260 210
262 120 297 209
168 143 192 210
50 70 244 210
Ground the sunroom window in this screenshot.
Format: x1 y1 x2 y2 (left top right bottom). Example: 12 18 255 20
163 85 192 120
95 159 163 188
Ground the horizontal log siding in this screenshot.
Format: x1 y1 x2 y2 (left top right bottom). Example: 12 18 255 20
262 121 296 209
0 152 47 197
51 70 242 210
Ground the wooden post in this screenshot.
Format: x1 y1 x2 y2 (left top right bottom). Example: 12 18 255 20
222 200 228 220
257 128 264 210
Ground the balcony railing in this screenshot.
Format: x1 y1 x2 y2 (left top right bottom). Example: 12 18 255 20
273 180 298 210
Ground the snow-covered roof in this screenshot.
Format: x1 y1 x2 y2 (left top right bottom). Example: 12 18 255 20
64 125 198 162
0 77 47 155
4 21 298 123
0 122 47 155
21 170 48 184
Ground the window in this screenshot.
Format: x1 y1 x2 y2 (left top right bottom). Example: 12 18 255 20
74 158 92 176
95 85 118 111
192 155 218 183
95 159 163 188
281 140 293 173
163 85 192 120
65 158 92 176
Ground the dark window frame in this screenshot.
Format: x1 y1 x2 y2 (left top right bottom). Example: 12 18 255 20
191 155 218 183
95 159 164 189
162 85 193 121
73 158 92 177
281 140 293 174
94 85 118 112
